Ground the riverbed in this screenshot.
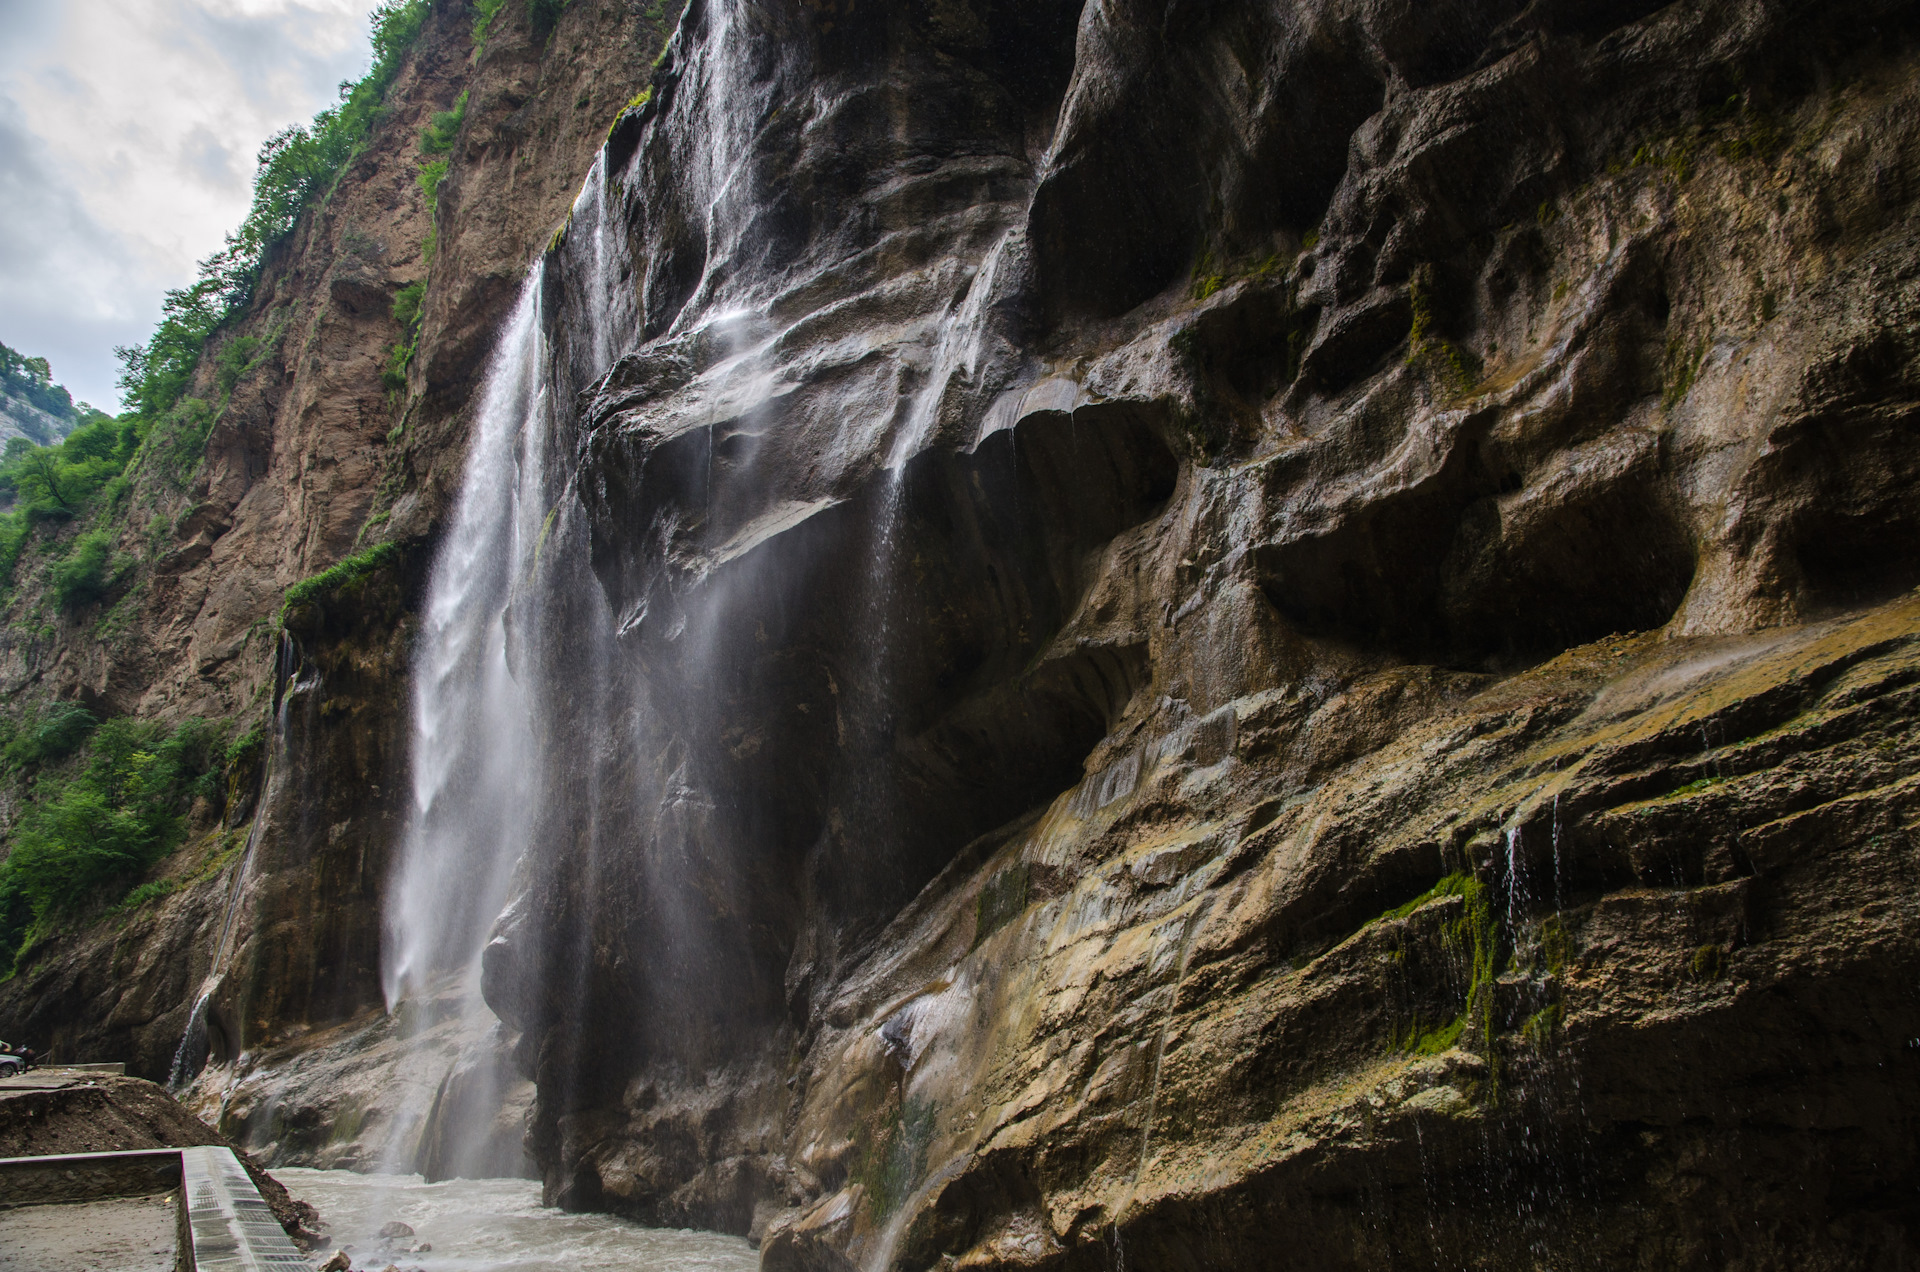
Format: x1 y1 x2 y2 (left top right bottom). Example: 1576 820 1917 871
277 1169 760 1272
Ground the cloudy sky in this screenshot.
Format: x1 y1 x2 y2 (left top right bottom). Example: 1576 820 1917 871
0 0 377 410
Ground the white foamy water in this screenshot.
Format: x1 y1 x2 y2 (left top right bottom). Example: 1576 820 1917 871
278 1170 758 1272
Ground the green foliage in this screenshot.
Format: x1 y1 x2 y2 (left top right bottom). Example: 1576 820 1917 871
151 398 218 483
1519 1003 1561 1047
417 159 450 262
1379 871 1475 924
1386 872 1500 1071
851 1097 936 1219
391 280 427 334
117 878 180 912
49 530 122 611
1669 774 1726 799
1690 943 1729 981
1 702 97 771
0 409 143 528
472 0 510 46
417 158 450 207
0 342 78 432
1631 138 1693 184
1190 248 1226 301
0 716 222 968
281 541 401 619
1448 871 1499 1048
1407 1015 1466 1055
384 281 428 394
419 90 469 156
215 336 264 396
546 205 575 255
114 0 430 423
381 344 414 396
607 87 653 143
222 723 268 814
1537 914 1570 978
225 723 266 772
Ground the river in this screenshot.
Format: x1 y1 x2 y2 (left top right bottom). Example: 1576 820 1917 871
277 1169 759 1272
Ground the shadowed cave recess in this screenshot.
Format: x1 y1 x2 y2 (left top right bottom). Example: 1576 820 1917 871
34 0 1920 1268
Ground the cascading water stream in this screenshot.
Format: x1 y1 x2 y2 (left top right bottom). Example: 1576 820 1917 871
168 633 326 1094
379 155 634 1177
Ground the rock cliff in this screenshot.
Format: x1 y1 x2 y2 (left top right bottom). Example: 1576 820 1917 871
5 0 1920 1269
0 0 668 1130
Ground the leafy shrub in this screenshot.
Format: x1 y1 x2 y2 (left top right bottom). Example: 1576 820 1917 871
150 397 219 482
0 716 221 967
0 414 142 515
50 530 120 611
1 703 98 771
391 280 427 332
420 90 468 155
281 541 401 619
215 335 265 395
416 158 450 209
117 878 180 912
384 281 428 395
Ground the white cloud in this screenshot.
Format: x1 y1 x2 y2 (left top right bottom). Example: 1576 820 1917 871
0 0 373 410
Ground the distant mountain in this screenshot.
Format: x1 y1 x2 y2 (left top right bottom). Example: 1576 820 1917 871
0 342 90 447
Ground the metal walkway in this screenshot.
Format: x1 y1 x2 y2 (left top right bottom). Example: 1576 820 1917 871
0 1144 315 1270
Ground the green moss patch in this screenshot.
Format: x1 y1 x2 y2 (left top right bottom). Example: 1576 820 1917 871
972 862 1030 952
280 541 402 622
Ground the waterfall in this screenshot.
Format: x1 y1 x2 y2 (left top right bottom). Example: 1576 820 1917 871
377 0 1040 1197
379 155 633 1178
382 280 546 1016
167 634 321 1094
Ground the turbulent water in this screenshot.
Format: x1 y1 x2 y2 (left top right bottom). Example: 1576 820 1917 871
278 1170 757 1272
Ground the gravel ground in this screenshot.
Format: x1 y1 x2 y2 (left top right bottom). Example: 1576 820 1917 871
0 1193 176 1272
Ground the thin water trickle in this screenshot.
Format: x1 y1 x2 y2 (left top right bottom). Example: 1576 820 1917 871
168 651 305 1093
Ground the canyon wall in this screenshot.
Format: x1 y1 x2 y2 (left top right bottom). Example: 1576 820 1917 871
5 0 1920 1269
0 0 669 1135
514 0 1920 1266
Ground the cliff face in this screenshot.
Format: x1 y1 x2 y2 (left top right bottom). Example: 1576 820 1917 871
494 0 1920 1265
0 0 667 1118
6 0 1920 1268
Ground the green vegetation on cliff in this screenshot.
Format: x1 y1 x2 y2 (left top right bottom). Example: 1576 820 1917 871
0 0 433 609
0 412 141 595
0 1 438 972
280 541 402 620
0 343 87 445
117 0 431 393
0 714 225 972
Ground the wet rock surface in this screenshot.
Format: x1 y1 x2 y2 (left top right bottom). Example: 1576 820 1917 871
489 0 1920 1266
3 0 1919 1268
